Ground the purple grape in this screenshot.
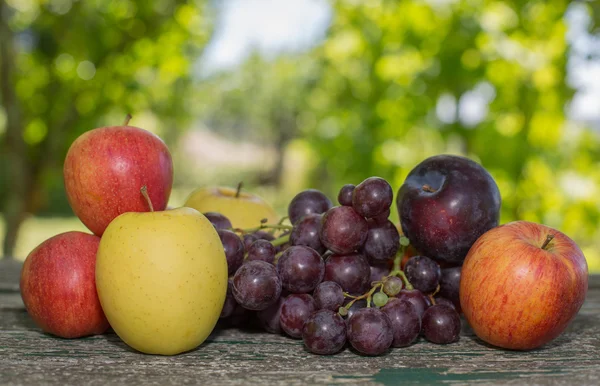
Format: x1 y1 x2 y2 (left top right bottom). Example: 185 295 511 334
243 233 259 250
220 279 237 319
228 303 253 328
247 239 276 264
232 260 282 311
290 214 326 254
433 297 456 310
372 208 391 225
381 298 421 347
404 255 441 294
204 212 232 230
257 296 284 334
344 298 367 320
217 229 245 275
324 253 370 295
320 206 368 255
347 307 393 356
439 266 461 308
303 309 347 355
280 294 316 338
277 246 325 293
288 189 333 224
396 289 430 318
313 281 344 311
352 177 393 219
422 304 461 344
370 264 391 283
364 219 400 264
337 184 355 206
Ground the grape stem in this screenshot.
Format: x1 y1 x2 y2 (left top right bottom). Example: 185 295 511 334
342 282 384 310
428 284 441 305
270 234 290 247
233 223 294 234
389 270 414 290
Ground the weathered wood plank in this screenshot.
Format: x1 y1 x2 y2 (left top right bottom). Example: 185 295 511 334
1 288 599 386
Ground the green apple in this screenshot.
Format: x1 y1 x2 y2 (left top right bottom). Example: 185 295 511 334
184 186 279 229
96 206 227 355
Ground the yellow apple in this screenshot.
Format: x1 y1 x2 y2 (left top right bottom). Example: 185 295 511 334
96 207 227 355
184 186 279 229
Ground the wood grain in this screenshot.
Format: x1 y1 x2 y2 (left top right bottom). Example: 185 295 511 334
1 259 599 385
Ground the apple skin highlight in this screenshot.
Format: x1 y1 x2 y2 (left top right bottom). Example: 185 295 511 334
460 221 588 350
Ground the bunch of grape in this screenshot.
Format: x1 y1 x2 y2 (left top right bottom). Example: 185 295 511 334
208 177 462 356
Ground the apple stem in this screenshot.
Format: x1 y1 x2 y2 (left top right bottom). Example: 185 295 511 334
422 184 436 193
123 114 132 126
541 234 555 250
140 185 154 212
235 182 243 198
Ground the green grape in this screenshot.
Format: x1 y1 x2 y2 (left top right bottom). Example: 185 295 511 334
373 292 389 307
383 276 403 296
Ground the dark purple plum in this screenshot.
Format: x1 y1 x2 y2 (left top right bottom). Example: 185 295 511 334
288 189 333 224
396 155 501 265
324 253 370 295
313 281 344 311
280 294 316 338
232 260 281 311
277 246 324 293
290 214 326 254
337 184 355 206
352 177 394 219
302 309 347 355
347 308 393 356
319 206 368 255
422 304 461 344
381 298 421 347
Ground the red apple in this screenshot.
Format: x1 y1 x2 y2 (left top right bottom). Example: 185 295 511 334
20 231 110 338
64 123 173 236
460 221 588 350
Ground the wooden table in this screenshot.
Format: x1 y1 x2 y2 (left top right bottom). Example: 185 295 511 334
1 259 599 385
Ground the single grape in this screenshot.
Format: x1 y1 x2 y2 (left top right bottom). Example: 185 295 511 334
352 177 393 219
232 260 282 311
313 281 345 311
337 184 355 206
381 298 421 347
204 212 232 230
396 289 430 318
320 206 368 255
364 219 400 264
257 296 284 334
372 208 391 225
243 233 259 250
303 309 347 355
290 214 326 254
277 246 324 293
347 308 393 356
253 230 276 242
220 278 237 319
324 253 370 295
404 255 441 294
383 276 403 296
422 304 461 344
373 292 389 307
280 294 316 338
217 229 245 275
344 298 367 321
247 239 276 264
369 263 391 283
433 297 456 310
227 303 254 328
288 189 333 225
439 266 461 308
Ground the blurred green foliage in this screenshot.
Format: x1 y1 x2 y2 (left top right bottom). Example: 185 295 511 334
1 0 600 272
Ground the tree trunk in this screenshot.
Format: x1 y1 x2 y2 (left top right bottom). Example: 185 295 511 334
0 1 28 259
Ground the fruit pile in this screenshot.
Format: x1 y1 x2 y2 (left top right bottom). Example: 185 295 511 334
19 121 589 357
